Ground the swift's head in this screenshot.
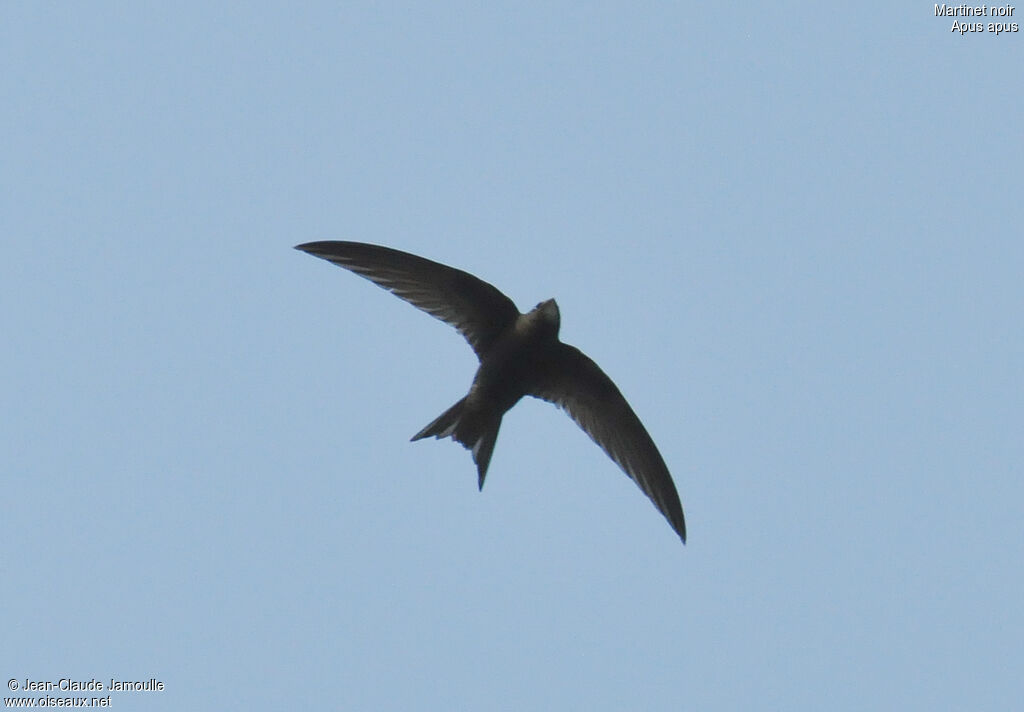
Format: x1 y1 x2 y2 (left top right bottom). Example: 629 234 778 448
535 298 560 326
521 298 560 339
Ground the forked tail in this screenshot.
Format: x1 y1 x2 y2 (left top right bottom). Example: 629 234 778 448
412 397 502 490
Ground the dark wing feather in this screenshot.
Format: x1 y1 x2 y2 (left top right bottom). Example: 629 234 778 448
295 241 520 359
531 344 686 543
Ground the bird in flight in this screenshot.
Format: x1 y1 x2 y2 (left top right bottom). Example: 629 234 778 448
296 241 687 544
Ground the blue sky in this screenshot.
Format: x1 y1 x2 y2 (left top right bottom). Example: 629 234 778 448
3 3 1021 710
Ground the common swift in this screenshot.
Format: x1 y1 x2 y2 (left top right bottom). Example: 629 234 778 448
296 241 687 543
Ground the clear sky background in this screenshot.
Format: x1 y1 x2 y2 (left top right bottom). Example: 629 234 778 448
3 3 1022 710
